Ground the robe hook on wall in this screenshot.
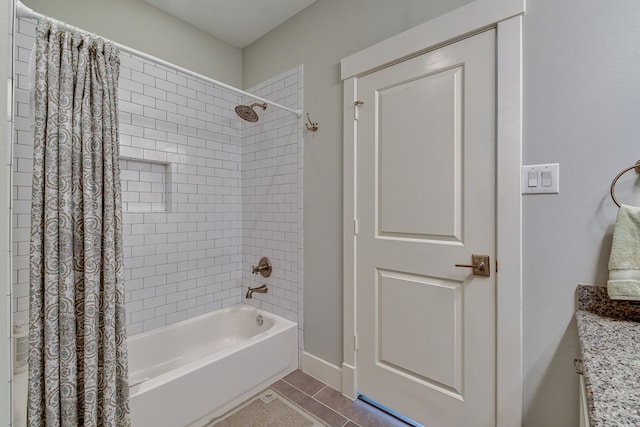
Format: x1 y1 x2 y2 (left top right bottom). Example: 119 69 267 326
305 113 319 132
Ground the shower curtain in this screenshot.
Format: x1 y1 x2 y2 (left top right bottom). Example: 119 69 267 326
27 19 130 426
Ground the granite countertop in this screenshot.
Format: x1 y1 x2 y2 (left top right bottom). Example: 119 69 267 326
576 285 640 426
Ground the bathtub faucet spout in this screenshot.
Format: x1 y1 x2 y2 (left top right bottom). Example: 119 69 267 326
246 284 268 299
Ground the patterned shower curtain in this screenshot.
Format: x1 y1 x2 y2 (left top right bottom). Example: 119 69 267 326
27 19 130 427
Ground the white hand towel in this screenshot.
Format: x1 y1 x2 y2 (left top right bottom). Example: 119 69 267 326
608 204 640 300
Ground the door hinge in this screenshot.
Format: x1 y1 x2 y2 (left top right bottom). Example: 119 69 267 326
354 219 359 235
354 100 364 120
495 259 498 274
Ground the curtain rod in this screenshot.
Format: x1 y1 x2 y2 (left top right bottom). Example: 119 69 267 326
14 0 303 118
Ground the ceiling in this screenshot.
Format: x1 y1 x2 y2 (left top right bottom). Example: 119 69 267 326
144 0 317 49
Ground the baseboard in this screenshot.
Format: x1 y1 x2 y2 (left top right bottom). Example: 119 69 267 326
301 351 342 391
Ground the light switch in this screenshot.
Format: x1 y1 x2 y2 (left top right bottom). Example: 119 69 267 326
522 163 559 194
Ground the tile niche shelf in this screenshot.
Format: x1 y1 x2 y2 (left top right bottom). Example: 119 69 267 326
120 158 172 213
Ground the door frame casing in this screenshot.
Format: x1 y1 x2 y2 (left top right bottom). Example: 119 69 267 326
341 2 524 426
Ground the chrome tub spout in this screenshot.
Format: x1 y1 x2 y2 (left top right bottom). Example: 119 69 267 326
246 284 268 299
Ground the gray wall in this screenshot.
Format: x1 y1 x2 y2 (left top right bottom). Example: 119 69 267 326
243 0 473 371
244 0 640 426
21 0 243 87
522 0 640 425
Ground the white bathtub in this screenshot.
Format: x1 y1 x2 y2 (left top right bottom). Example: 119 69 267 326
128 304 298 427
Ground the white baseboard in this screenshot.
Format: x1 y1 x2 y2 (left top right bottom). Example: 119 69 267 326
301 351 342 391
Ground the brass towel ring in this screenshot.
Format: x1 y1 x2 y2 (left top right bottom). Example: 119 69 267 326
610 160 640 208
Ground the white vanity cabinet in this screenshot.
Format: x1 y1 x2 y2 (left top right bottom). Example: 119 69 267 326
578 369 590 427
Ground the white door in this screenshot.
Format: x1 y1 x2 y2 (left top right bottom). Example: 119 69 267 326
355 30 496 427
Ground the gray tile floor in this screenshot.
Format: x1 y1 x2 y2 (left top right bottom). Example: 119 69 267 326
269 370 412 427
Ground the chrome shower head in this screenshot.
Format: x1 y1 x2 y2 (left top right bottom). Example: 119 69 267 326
235 102 267 122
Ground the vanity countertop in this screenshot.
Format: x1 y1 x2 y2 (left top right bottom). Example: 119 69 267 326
576 284 640 426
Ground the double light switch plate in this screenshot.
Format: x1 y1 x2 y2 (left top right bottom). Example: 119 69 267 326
522 163 559 194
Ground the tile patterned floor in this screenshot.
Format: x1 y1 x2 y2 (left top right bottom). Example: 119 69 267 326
270 370 412 427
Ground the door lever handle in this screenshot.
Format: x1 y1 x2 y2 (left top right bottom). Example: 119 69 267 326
454 254 490 277
455 262 486 270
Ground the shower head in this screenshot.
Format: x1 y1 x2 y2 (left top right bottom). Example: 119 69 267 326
235 102 267 122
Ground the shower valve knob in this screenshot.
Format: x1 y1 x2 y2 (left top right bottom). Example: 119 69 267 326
251 257 272 278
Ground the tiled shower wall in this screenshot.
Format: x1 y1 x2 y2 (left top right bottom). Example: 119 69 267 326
241 67 303 351
12 18 302 342
11 18 39 328
116 47 245 335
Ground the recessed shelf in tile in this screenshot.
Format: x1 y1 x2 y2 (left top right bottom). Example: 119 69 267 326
120 158 171 212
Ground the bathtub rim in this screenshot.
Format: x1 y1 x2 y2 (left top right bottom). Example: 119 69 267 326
128 303 297 397
127 303 286 344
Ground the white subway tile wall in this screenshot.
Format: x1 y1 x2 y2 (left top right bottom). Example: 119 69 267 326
6 9 18 427
241 66 304 362
12 19 37 330
12 18 303 351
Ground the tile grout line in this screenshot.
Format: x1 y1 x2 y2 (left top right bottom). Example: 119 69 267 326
281 378 355 425
282 374 414 427
278 375 407 427
312 384 327 398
